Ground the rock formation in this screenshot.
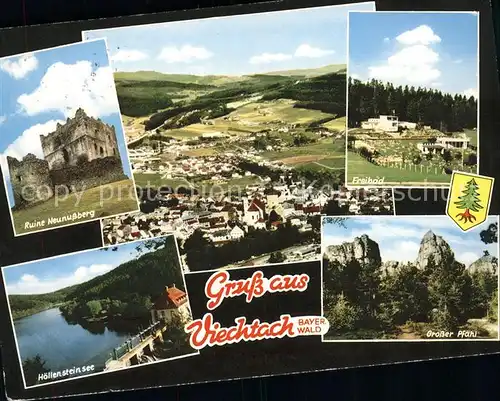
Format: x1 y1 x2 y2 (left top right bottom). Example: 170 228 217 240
381 260 400 276
324 234 381 266
468 254 498 275
323 229 498 278
415 230 454 269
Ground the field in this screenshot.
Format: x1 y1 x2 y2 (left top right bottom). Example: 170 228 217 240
133 174 190 189
229 99 334 125
12 180 138 235
322 116 346 132
262 139 344 163
346 152 451 185
463 129 478 147
160 127 206 139
299 157 346 171
181 148 218 157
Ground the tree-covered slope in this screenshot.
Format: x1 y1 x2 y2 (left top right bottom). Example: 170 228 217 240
66 238 184 303
8 285 78 319
8 237 185 319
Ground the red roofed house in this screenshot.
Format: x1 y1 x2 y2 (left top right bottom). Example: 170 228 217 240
151 284 191 324
242 197 266 226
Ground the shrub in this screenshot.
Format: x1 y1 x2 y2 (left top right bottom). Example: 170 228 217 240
76 154 89 165
431 307 459 331
326 294 361 332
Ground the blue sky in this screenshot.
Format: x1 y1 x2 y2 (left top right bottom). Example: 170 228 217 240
349 12 478 97
0 39 132 206
323 215 499 266
82 2 375 76
2 238 166 295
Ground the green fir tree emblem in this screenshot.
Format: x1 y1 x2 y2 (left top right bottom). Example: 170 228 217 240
454 178 483 223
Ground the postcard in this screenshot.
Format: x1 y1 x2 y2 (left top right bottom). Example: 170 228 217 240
321 215 499 341
1 235 197 388
0 39 139 236
0 0 499 399
346 11 479 187
83 2 398 272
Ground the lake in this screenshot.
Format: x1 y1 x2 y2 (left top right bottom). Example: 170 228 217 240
14 307 132 373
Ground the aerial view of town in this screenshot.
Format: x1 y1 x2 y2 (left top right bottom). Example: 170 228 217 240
84 2 395 271
346 12 478 187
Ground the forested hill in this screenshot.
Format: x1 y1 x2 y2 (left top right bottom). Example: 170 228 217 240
67 237 184 303
8 285 78 320
9 237 185 319
143 69 347 131
348 78 477 132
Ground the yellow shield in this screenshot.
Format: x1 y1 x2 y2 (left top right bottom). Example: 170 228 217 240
447 171 495 231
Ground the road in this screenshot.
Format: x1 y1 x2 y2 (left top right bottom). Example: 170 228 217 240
221 243 320 268
127 131 151 146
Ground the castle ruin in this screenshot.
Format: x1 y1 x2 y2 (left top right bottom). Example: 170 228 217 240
7 108 128 208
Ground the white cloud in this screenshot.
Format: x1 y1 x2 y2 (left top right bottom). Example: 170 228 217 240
382 240 420 262
368 44 441 85
249 44 334 65
395 25 441 46
158 45 213 63
350 73 360 80
456 251 481 266
0 54 38 79
367 25 444 87
17 60 120 119
453 59 463 64
430 82 442 87
0 115 5 125
111 49 148 63
463 88 478 99
0 119 64 180
294 44 335 58
249 52 293 65
7 264 114 295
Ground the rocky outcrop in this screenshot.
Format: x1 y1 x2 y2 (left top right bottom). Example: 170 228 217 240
381 260 400 276
324 234 381 266
468 254 498 275
415 230 454 269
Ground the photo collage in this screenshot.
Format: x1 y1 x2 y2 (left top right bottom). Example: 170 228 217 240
0 0 497 395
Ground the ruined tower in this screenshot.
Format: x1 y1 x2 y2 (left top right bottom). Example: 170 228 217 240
7 154 54 207
6 108 127 208
40 108 121 171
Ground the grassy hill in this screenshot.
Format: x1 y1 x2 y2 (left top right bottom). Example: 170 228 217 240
261 64 346 77
115 78 217 116
115 64 347 118
139 70 346 131
9 237 184 320
115 70 248 86
114 64 346 82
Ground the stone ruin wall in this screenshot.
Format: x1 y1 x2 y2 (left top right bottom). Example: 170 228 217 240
50 156 127 193
7 154 54 208
7 109 126 208
41 109 121 171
